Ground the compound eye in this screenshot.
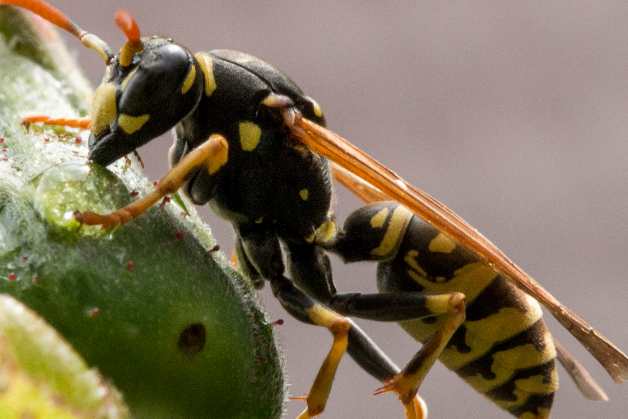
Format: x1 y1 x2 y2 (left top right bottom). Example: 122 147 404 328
118 43 192 115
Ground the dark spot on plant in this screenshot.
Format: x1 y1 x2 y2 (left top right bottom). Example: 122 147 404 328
178 323 206 356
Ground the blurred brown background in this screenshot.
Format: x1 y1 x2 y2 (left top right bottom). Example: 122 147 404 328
47 0 628 418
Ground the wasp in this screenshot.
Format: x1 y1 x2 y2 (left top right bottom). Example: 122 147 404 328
2 1 627 418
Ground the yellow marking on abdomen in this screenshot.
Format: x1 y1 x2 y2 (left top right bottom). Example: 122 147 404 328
118 114 150 135
300 189 309 201
91 83 117 137
370 208 389 228
520 407 552 419
239 122 262 151
460 328 555 394
404 250 428 278
181 64 197 94
194 52 217 97
406 261 496 302
429 233 456 254
439 295 544 371
370 205 411 257
493 369 558 412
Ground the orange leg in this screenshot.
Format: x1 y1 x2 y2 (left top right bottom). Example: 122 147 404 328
22 114 92 129
75 134 228 229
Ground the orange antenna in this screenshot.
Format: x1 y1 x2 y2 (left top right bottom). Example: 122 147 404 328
115 10 143 67
0 0 114 64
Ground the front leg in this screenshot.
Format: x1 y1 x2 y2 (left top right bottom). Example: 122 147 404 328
75 134 228 229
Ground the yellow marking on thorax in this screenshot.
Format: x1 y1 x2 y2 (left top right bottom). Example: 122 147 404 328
91 83 117 137
181 64 197 94
439 295 544 371
194 52 217 97
118 114 150 135
239 122 262 151
306 219 337 244
309 97 323 118
429 233 456 254
300 189 309 201
370 208 389 228
120 67 138 92
370 205 411 257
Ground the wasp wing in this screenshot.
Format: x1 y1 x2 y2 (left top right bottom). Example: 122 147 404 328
285 109 628 385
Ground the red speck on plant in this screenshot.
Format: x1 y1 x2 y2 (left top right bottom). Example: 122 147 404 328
8 273 16 281
175 231 184 241
159 196 171 208
130 190 139 197
90 308 100 317
76 136 82 143
127 261 135 270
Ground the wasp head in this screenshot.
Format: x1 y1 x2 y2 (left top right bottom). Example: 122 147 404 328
88 12 203 166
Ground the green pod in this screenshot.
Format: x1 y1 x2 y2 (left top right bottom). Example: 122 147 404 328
0 295 129 418
0 6 284 419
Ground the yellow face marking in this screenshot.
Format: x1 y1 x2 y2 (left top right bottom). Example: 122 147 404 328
181 64 197 95
255 217 264 224
300 189 309 201
194 52 217 97
90 83 117 137
429 233 456 254
239 122 262 151
118 114 150 135
370 205 411 257
120 67 138 92
207 141 229 175
370 208 389 228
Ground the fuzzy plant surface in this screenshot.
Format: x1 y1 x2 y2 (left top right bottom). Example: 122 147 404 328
0 5 285 419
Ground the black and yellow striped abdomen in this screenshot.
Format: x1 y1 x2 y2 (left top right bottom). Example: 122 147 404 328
336 202 558 418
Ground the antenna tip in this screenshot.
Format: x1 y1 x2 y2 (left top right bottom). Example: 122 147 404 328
114 10 140 42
